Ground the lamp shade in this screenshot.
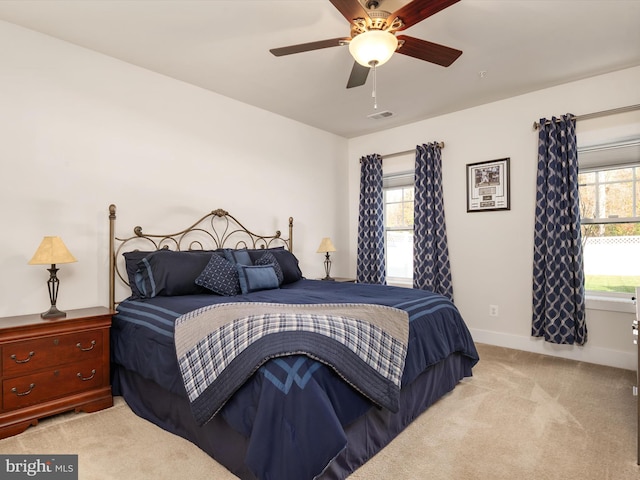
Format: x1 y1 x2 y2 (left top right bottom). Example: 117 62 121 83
349 30 398 67
28 236 77 265
317 237 337 254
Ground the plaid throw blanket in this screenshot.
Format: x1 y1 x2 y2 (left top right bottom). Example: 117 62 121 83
174 302 409 426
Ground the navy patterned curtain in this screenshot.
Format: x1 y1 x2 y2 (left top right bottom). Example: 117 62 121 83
413 143 453 300
532 114 587 345
357 154 386 284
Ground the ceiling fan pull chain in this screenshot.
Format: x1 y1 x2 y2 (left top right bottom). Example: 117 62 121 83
372 61 378 109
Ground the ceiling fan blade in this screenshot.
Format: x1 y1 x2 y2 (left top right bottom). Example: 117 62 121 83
396 35 462 67
346 61 370 88
329 0 371 23
390 0 460 31
270 37 349 56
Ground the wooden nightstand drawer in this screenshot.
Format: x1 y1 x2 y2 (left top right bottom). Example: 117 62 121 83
1 330 103 376
2 360 104 411
0 307 114 439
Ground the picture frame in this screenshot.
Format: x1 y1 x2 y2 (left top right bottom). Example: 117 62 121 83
466 158 510 212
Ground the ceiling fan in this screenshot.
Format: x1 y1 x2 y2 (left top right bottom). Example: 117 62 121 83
269 0 463 89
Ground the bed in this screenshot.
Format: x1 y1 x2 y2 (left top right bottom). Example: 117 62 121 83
107 204 479 480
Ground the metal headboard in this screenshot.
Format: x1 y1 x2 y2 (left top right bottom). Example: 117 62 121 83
108 204 293 309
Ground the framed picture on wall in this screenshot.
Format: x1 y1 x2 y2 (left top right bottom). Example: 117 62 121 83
466 158 510 212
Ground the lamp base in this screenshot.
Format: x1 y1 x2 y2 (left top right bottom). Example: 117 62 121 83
321 276 335 281
41 305 66 319
322 253 334 282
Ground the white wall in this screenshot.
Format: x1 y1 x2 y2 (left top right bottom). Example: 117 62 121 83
0 20 349 317
2 18 638 371
347 66 640 370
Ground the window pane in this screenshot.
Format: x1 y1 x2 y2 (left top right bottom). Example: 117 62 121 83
579 184 596 219
386 230 413 278
580 164 640 221
603 181 633 218
403 202 414 227
583 224 640 294
385 186 415 229
403 188 414 202
386 188 402 203
578 171 595 184
600 167 633 182
385 203 404 228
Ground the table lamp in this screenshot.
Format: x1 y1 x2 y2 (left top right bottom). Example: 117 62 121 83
29 236 77 319
317 237 336 281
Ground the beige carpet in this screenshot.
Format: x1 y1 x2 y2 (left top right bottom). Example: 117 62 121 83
1 343 638 480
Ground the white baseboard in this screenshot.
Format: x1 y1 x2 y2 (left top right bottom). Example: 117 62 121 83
470 327 637 371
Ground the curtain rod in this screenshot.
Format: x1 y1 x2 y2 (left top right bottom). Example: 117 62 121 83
381 142 445 159
532 104 640 130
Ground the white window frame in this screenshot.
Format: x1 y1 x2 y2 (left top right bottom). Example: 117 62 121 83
579 142 640 314
579 162 640 224
383 172 414 287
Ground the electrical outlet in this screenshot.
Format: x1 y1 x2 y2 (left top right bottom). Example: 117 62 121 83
489 305 499 317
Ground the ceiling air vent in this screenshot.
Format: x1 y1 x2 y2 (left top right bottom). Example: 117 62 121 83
367 110 394 120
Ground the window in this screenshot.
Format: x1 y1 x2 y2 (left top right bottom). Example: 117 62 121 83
579 162 640 296
384 173 414 283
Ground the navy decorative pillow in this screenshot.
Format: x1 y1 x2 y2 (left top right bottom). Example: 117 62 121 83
195 254 241 296
236 264 280 294
223 249 252 266
247 247 284 263
247 248 301 284
123 250 154 298
134 250 213 298
268 249 303 284
254 252 284 285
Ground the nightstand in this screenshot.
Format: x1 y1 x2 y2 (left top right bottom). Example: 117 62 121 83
0 306 114 439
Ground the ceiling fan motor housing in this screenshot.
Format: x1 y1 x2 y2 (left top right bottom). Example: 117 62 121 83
366 9 391 29
352 9 392 36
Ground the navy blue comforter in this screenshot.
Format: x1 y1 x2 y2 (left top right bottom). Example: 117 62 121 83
111 279 478 480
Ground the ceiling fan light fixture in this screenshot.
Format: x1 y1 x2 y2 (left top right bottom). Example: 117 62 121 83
349 29 398 67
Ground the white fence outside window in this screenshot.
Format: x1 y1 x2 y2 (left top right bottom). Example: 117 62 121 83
584 236 640 275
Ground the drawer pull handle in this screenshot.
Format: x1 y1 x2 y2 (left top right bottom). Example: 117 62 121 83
11 383 36 396
76 340 96 352
10 352 35 364
77 369 96 381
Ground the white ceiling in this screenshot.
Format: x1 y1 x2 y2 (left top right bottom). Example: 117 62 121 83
1 0 639 138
